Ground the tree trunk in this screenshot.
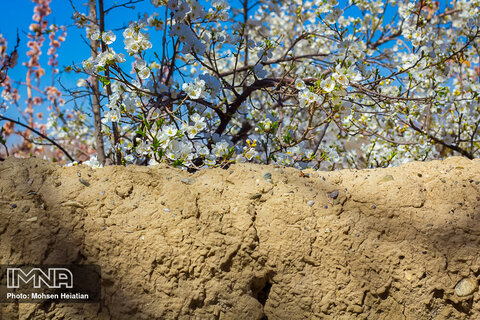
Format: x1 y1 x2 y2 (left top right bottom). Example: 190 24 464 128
98 0 122 165
88 0 106 165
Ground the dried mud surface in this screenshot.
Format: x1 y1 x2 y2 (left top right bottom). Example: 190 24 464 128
1 157 480 319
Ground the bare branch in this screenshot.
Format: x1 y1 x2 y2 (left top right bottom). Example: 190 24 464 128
0 116 75 162
104 0 143 14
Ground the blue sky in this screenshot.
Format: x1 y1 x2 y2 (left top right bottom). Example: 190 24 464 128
0 1 157 120
2 1 86 83
0 0 159 68
0 1 166 150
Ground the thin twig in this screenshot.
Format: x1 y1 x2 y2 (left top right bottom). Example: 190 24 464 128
0 116 75 161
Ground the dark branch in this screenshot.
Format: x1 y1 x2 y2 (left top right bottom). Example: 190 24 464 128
216 78 294 135
409 119 473 159
104 0 143 14
0 116 75 162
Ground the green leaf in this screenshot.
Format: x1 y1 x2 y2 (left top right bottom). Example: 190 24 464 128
228 147 235 158
283 131 292 144
153 137 160 150
172 159 183 167
98 76 110 86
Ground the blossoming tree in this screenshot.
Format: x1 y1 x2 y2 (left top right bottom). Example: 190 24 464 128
0 0 94 162
2 0 480 170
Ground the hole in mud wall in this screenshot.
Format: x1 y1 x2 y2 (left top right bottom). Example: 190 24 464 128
250 274 273 310
254 280 272 320
257 281 272 306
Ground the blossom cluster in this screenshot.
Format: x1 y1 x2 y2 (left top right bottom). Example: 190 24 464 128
3 0 480 172
49 0 480 170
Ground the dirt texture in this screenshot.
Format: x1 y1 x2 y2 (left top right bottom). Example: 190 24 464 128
1 157 480 319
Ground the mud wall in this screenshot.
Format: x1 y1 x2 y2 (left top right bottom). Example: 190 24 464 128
1 157 480 319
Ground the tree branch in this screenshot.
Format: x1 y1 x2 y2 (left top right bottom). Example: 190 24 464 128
216 78 291 134
0 116 75 162
409 119 473 159
104 0 143 14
